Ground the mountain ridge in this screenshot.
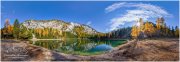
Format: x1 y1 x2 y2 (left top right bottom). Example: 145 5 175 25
22 19 99 35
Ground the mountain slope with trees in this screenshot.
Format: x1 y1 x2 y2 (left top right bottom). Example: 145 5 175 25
1 19 103 39
1 17 179 39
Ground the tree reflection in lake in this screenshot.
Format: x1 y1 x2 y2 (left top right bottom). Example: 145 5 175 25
29 39 126 55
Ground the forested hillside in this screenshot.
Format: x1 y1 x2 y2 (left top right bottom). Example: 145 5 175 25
1 17 179 39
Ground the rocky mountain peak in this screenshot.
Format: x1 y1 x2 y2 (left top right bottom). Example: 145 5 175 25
22 19 97 34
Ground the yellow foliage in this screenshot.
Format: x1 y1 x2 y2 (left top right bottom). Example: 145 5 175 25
7 25 13 34
131 26 140 38
131 21 156 38
143 22 156 37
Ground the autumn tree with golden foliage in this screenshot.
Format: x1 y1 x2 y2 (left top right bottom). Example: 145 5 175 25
33 28 63 39
131 18 178 39
1 19 14 38
143 21 156 37
73 26 85 38
131 26 140 39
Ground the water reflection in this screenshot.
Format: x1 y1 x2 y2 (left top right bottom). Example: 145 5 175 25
29 39 126 55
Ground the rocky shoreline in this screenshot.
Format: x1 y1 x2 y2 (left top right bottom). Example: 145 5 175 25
1 38 179 61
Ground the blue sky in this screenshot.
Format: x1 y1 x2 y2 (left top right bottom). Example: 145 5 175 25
1 1 179 32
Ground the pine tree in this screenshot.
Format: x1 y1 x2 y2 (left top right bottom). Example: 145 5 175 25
62 24 68 37
13 19 20 39
19 25 32 39
171 26 175 37
175 26 179 37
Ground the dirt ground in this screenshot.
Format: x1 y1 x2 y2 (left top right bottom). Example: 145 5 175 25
1 38 179 61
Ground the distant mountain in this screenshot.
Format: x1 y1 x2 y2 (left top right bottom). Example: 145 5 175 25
22 19 98 35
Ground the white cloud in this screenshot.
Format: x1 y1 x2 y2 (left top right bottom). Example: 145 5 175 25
105 2 126 13
105 2 172 31
86 21 92 26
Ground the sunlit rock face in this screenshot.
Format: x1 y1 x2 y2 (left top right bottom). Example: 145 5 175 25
22 20 98 35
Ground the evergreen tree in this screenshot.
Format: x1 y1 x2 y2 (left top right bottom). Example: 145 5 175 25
171 26 175 37
13 19 20 39
175 26 179 37
19 25 32 39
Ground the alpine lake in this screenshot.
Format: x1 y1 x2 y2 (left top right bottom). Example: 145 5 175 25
29 39 127 56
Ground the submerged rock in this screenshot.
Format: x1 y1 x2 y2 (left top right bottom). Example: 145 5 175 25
89 44 113 52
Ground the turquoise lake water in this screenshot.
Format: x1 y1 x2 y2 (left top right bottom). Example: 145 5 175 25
29 39 126 55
